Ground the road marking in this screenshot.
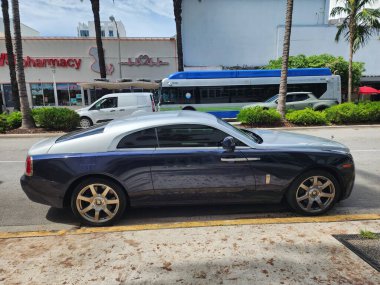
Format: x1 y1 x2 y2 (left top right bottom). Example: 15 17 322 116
0 213 379 240
0 161 24 163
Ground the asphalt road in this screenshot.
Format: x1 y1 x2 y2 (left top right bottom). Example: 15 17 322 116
0 126 379 231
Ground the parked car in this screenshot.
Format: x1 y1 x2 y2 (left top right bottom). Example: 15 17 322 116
76 92 156 128
243 92 338 111
20 111 355 226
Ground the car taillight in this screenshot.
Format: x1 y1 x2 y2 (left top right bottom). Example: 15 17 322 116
25 156 33 176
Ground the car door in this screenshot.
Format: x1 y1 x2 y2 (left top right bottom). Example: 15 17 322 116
116 95 138 117
90 97 118 122
290 93 311 110
150 124 256 205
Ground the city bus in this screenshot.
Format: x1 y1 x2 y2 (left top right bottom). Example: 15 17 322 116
159 68 341 118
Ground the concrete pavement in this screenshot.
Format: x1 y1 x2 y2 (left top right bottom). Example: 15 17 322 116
0 219 379 284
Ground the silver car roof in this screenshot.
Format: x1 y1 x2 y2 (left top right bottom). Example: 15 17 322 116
47 111 255 154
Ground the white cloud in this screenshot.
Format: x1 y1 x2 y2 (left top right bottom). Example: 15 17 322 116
14 0 175 37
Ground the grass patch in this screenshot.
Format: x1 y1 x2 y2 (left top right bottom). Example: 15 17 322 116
360 230 379 240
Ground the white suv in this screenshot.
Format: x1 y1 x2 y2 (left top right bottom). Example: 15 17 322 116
76 92 156 128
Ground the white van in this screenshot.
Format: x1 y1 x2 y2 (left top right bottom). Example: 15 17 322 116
76 92 156 128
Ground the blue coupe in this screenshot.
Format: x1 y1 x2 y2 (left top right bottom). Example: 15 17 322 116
21 111 355 226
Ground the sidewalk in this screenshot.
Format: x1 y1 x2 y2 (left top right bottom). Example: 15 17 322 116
0 219 379 284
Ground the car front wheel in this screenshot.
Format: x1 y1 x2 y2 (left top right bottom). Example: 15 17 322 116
79 117 93 128
286 170 340 216
71 178 127 226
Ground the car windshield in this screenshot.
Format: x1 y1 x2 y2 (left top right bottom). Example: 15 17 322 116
265 94 279 103
217 118 262 144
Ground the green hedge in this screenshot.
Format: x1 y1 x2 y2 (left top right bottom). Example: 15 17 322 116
325 102 380 124
286 108 328 126
32 107 79 131
0 114 7 133
237 106 282 126
6 111 22 129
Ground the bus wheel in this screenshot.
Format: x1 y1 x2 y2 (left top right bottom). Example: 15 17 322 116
182 106 196 111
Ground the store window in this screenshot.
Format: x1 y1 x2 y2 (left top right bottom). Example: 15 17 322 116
57 83 82 106
109 30 114 37
30 83 55 107
2 84 14 108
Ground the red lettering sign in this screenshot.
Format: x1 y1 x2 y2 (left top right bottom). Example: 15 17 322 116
121 54 169 67
0 53 81 70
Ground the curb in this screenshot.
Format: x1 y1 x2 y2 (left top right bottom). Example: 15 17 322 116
0 213 379 240
257 124 380 131
0 133 63 138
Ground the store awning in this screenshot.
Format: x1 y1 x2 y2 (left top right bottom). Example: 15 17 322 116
359 86 380 95
78 81 160 90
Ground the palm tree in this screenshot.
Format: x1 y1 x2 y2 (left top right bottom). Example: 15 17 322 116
277 0 294 119
11 0 35 128
331 0 380 102
81 0 107 78
1 0 20 110
90 0 107 78
173 0 184 72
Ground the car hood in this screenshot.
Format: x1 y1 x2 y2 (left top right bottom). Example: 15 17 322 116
76 107 90 113
252 129 349 153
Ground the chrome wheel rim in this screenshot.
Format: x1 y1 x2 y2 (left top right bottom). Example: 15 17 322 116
76 184 120 223
296 176 335 213
80 118 91 128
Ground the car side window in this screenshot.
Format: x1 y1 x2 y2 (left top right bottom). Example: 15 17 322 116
117 128 157 149
94 97 118 110
285 95 294 103
156 124 245 148
293 94 309 101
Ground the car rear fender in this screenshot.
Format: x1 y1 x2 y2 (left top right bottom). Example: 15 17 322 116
63 173 130 208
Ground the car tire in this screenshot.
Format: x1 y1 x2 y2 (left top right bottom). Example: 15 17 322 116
71 178 127 227
286 170 340 216
79 117 93 128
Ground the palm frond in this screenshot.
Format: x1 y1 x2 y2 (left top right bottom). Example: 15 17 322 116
334 18 349 42
330 6 350 17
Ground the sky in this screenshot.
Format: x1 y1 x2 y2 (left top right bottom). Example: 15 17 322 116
7 0 380 37
17 0 176 37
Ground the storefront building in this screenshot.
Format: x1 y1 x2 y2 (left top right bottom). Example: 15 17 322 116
0 37 177 109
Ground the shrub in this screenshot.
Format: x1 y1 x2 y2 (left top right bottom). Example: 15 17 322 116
286 108 328 126
31 107 79 131
325 102 380 124
237 107 281 126
0 114 7 133
6 111 22 129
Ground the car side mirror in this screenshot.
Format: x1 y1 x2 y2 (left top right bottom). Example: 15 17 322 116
222 136 235 152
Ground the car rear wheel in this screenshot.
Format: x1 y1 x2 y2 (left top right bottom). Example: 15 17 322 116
286 170 340 216
79 117 92 128
71 178 127 226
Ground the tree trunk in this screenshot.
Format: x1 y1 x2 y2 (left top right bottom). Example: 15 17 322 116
11 0 35 128
347 13 355 103
1 0 20 110
91 0 106 78
277 0 294 119
173 0 184 72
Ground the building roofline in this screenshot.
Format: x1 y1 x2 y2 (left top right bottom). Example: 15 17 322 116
2 36 175 41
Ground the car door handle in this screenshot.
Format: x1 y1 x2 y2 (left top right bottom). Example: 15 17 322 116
119 109 125 111
110 110 116 112
221 158 247 162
